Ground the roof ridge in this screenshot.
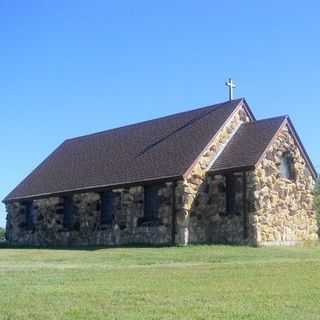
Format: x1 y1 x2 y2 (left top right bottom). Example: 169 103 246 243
65 98 244 142
243 115 287 125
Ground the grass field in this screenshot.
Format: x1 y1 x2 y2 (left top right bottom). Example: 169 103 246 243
0 245 320 320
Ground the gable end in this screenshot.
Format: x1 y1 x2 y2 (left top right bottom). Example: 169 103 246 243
256 116 317 180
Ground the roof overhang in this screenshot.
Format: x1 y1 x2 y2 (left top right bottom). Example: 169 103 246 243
3 174 182 204
208 165 255 176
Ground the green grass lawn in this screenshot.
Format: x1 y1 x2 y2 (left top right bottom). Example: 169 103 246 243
0 245 320 320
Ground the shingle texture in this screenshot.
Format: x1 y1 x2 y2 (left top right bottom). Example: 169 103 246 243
210 116 286 172
5 99 243 201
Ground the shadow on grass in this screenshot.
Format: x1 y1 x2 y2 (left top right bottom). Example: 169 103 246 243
0 241 180 251
0 241 256 251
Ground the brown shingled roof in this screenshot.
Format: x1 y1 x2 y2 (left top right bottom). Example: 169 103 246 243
210 116 286 173
4 99 246 202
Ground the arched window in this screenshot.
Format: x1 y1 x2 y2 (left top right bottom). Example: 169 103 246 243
279 152 295 181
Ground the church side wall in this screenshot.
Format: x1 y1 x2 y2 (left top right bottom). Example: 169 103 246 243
175 104 252 244
5 183 173 246
252 124 318 246
188 172 249 244
5 103 253 247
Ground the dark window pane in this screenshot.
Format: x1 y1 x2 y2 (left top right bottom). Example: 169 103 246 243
280 157 290 178
96 200 101 212
31 206 37 225
280 152 295 180
63 196 73 229
24 201 34 230
101 191 115 225
226 174 236 214
144 185 160 220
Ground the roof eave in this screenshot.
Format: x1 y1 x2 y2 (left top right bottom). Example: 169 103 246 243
209 165 255 175
3 174 183 204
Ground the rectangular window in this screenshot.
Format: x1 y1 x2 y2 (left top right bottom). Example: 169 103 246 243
24 201 34 230
225 174 236 214
144 185 160 221
280 152 296 181
101 191 120 225
63 196 73 229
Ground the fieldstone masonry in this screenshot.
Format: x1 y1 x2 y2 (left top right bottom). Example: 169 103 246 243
5 104 318 246
175 105 251 244
252 124 318 245
188 173 247 244
6 183 173 246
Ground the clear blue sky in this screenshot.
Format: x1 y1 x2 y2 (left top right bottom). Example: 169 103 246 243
1 1 319 227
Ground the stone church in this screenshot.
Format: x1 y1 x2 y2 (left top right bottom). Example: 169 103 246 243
3 98 318 246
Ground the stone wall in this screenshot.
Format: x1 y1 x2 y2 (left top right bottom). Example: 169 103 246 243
175 103 252 244
5 183 174 246
188 173 247 244
252 124 318 245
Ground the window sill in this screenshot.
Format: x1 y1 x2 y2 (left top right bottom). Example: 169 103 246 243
137 222 163 228
59 228 75 233
24 228 35 233
280 177 295 183
99 224 113 230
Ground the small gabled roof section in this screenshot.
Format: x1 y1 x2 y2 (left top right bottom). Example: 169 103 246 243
210 116 317 180
4 98 248 202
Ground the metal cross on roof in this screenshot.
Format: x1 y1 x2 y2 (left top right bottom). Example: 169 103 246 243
225 78 236 101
